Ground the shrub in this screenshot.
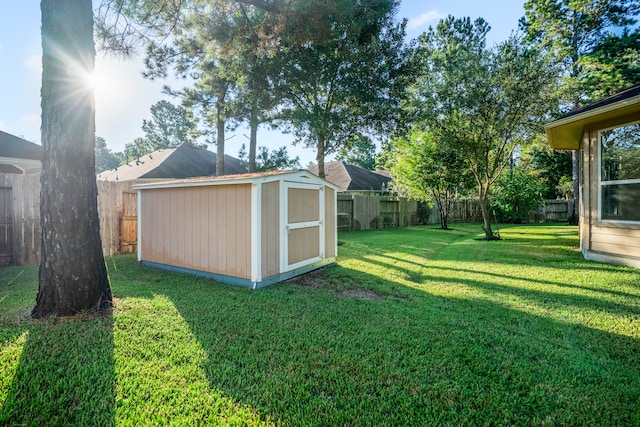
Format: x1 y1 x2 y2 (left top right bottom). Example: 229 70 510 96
492 170 545 223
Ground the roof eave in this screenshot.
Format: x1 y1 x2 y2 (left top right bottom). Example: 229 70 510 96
545 95 640 150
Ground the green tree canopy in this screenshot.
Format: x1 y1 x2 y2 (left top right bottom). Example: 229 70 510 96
407 16 554 238
238 144 301 172
94 136 122 173
335 136 378 171
385 129 473 230
274 0 407 178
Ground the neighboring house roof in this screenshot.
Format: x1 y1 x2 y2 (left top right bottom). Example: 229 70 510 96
545 85 640 150
308 161 391 192
0 130 42 174
97 143 248 181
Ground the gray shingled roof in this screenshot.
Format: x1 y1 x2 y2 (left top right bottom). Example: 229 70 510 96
0 130 42 174
97 143 247 182
561 85 640 119
0 130 42 161
308 161 391 192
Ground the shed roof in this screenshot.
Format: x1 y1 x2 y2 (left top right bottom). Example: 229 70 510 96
133 169 338 191
545 85 640 150
0 130 42 174
97 143 247 181
308 161 391 192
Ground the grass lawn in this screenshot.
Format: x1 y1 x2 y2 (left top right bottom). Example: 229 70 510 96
1 223 639 425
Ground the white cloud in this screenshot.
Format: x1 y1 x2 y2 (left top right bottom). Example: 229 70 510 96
18 114 41 131
0 42 3 54
24 54 42 75
407 10 446 30
0 120 7 131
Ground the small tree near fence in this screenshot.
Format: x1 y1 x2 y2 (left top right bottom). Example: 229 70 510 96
386 130 473 230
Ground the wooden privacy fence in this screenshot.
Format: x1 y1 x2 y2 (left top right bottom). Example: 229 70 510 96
337 194 418 231
97 181 137 257
0 173 137 266
337 196 575 231
0 173 40 266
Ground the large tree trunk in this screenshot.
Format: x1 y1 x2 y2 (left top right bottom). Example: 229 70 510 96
215 82 229 176
569 148 580 225
33 0 111 318
248 106 258 173
216 114 225 176
316 136 325 179
478 189 495 240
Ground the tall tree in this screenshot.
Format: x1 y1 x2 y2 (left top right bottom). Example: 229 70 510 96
275 0 406 178
520 0 640 222
581 29 640 100
34 0 111 318
408 17 554 239
141 100 198 149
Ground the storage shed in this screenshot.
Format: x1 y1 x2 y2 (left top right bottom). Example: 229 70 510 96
545 85 640 268
133 170 338 288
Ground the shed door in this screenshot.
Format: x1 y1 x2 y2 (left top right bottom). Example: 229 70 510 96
283 182 324 272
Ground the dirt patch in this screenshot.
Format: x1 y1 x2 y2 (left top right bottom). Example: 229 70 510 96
288 273 384 301
287 272 326 289
337 289 383 301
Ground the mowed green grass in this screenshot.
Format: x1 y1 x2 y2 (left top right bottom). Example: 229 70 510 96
1 224 639 426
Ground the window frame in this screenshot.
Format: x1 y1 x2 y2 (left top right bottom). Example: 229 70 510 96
597 120 640 224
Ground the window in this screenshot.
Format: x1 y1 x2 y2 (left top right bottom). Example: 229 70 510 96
599 122 640 222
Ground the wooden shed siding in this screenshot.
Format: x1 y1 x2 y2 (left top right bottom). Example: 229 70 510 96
583 122 640 260
288 226 320 265
324 187 336 258
288 188 320 223
140 184 252 278
261 181 280 278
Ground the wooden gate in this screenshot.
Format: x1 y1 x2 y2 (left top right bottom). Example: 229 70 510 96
0 187 12 265
120 192 137 253
337 196 353 231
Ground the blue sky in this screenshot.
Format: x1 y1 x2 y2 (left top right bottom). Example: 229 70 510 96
0 1 524 165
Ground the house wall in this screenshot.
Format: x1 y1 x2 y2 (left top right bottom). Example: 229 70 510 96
582 112 640 267
140 184 252 279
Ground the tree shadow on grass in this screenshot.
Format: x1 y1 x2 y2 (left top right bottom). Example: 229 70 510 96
0 312 115 426
0 263 115 426
108 256 640 426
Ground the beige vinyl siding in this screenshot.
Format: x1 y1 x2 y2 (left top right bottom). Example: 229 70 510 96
288 226 320 265
324 187 336 258
140 184 252 279
261 181 280 278
583 118 640 261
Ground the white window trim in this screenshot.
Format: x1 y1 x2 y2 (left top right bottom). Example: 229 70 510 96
597 120 640 224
